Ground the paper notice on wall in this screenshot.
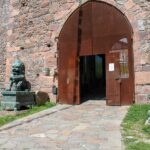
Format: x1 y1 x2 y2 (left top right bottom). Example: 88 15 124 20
109 63 115 72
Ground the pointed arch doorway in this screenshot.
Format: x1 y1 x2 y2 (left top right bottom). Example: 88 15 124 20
58 1 134 105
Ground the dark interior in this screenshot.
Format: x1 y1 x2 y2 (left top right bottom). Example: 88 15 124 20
80 55 106 103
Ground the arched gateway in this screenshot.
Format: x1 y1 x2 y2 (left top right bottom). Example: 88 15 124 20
58 1 134 105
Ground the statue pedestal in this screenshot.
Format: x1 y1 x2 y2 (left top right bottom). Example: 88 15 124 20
1 91 35 111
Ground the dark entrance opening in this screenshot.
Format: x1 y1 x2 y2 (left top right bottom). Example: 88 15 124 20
80 55 106 102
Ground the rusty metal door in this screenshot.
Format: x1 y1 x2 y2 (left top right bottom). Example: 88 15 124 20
106 53 121 105
58 2 93 105
58 9 79 104
58 1 134 105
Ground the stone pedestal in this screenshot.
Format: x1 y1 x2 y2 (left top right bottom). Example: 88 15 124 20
1 91 35 110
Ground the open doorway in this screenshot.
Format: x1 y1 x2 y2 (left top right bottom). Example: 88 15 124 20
80 55 106 103
58 1 134 105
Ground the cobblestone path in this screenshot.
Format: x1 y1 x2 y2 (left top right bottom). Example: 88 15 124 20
0 101 128 150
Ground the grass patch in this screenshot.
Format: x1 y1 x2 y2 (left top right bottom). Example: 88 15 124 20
122 104 150 150
127 142 150 150
0 102 56 127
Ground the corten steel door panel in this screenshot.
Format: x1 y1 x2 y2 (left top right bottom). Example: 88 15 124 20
58 9 79 104
110 37 134 105
58 1 134 105
92 2 132 54
120 38 134 105
79 2 93 56
106 53 121 105
91 2 134 105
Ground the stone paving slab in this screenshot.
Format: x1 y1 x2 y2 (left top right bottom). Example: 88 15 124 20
0 104 71 131
0 100 128 150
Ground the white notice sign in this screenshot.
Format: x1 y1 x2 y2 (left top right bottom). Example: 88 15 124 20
109 63 115 72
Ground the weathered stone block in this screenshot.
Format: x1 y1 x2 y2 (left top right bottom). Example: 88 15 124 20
135 94 148 104
135 72 150 85
41 0 49 8
35 91 49 105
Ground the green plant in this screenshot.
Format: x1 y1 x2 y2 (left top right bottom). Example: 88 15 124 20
122 104 150 150
0 102 56 127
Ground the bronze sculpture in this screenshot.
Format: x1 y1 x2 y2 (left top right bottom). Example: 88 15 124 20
1 60 35 111
7 60 30 91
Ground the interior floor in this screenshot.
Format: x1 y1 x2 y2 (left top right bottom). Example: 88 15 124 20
80 55 106 103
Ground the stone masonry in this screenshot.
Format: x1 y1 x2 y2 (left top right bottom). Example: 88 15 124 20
0 0 150 103
0 0 8 94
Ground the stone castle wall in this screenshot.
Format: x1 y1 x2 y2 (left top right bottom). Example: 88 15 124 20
0 0 9 94
0 0 150 103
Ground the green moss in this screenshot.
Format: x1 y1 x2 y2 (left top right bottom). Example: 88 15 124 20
0 102 56 127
